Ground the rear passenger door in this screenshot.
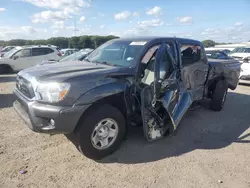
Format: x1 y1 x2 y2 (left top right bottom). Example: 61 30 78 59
30 48 57 67
179 43 208 101
42 47 59 60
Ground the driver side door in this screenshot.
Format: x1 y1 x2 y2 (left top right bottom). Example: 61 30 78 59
140 43 193 141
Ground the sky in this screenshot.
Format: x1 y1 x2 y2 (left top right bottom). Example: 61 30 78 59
0 0 249 43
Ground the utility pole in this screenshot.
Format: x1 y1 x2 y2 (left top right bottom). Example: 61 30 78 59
74 18 76 36
74 0 77 36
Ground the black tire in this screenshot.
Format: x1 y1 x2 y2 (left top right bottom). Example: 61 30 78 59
0 65 13 74
76 104 126 160
210 80 228 111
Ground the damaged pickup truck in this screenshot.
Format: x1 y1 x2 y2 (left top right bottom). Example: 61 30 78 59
13 37 241 160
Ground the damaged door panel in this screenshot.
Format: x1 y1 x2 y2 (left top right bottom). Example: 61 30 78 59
140 43 193 141
179 43 209 101
159 71 193 131
140 43 169 141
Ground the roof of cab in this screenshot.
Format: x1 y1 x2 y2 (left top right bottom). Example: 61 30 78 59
112 36 202 45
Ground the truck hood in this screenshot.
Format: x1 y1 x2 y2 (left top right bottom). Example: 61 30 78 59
18 61 134 82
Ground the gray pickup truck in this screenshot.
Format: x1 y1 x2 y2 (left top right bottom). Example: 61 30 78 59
13 37 241 160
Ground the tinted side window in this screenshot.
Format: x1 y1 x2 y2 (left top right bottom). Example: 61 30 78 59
32 48 54 56
181 44 201 66
45 48 54 54
244 48 250 53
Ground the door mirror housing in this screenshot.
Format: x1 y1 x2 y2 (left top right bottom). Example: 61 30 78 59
13 55 19 60
243 57 249 63
161 79 178 91
154 78 178 99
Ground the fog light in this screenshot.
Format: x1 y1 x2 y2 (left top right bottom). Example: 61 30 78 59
49 119 55 126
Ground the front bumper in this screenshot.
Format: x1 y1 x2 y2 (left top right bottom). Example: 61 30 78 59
13 88 90 134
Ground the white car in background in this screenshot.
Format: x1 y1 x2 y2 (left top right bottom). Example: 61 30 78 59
0 45 62 73
60 48 79 57
37 48 94 66
228 47 250 83
239 57 250 83
229 47 250 61
0 46 16 58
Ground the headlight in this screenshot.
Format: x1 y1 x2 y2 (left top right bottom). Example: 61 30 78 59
35 82 70 103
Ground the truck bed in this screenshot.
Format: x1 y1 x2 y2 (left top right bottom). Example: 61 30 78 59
207 58 241 90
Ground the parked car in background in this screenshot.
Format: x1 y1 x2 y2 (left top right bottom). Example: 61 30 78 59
239 56 250 82
37 48 94 66
13 37 240 160
206 50 233 60
221 49 231 54
60 48 79 57
0 46 23 73
0 45 62 73
229 47 250 62
0 46 16 57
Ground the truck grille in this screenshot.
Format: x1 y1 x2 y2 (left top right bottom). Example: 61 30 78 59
16 76 35 99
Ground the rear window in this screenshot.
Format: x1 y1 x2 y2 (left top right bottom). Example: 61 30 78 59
180 44 202 66
1 46 14 52
32 48 54 56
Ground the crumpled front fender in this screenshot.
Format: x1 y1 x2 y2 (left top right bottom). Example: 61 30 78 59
74 81 127 106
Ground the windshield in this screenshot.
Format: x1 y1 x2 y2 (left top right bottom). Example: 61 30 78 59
3 47 22 58
1 46 14 52
231 47 241 53
86 40 146 67
59 50 89 62
231 47 250 53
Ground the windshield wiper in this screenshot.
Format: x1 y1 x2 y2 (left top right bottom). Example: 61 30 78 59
93 61 117 66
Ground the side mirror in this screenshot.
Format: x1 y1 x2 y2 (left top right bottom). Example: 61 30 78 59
154 78 178 99
243 57 249 63
13 55 19 60
161 79 178 90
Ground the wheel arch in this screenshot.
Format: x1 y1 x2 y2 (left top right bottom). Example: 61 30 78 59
73 91 127 133
207 76 225 93
0 64 14 73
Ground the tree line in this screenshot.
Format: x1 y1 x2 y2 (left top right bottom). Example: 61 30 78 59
0 36 236 49
0 35 119 49
202 40 235 48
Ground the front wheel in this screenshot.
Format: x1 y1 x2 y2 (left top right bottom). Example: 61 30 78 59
0 65 13 74
76 104 126 160
210 80 228 111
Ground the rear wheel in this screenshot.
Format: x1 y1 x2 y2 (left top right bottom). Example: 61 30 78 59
0 65 13 74
210 80 228 111
76 104 126 160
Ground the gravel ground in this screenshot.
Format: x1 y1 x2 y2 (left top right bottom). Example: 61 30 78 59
0 74 249 188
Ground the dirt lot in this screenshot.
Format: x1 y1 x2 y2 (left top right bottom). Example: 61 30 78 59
0 74 249 188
